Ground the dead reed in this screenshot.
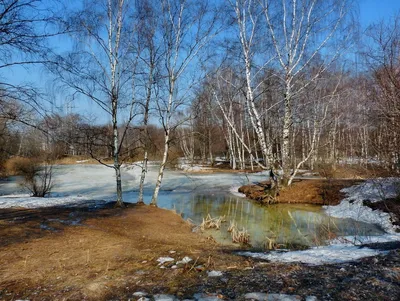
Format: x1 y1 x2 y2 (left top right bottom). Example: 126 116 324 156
200 214 225 231
228 220 250 244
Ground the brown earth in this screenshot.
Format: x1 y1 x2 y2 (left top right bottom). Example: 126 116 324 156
316 164 393 179
0 180 399 300
239 179 362 205
0 204 247 300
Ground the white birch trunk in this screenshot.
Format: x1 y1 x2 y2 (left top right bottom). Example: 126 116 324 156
150 78 174 206
150 128 170 206
138 56 154 204
109 0 124 207
112 92 123 206
281 82 292 186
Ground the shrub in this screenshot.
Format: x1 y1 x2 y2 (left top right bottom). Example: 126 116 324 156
4 156 33 176
22 162 54 197
5 157 54 197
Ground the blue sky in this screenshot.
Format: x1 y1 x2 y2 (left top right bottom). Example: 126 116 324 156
4 0 400 124
359 0 400 27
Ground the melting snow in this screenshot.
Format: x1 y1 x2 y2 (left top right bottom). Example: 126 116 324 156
156 257 175 265
240 244 387 265
0 194 102 209
244 293 302 300
177 163 212 172
1 165 399 266
0 164 266 208
207 270 223 277
176 256 192 265
324 178 400 233
240 178 400 265
229 185 246 198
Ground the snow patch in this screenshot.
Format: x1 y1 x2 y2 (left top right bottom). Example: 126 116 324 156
207 270 223 277
324 178 400 233
177 163 211 172
156 257 175 265
244 293 268 300
240 244 387 265
229 185 246 198
133 292 147 297
0 195 101 209
176 256 192 265
330 233 400 245
153 294 177 301
244 293 302 300
193 293 222 301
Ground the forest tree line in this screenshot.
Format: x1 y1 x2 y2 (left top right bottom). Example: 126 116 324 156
1 0 400 205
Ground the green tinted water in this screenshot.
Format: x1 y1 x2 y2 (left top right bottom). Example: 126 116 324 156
164 192 385 249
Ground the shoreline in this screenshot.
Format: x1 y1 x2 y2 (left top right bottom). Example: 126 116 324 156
1 174 400 300
0 193 399 300
0 203 399 300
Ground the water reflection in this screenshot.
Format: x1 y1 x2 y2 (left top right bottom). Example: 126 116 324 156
157 191 385 249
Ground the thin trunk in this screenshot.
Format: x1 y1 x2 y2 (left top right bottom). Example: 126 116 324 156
112 93 124 207
151 128 170 206
138 47 155 204
244 56 272 167
240 112 245 169
253 127 259 163
282 82 292 186
138 149 148 204
228 125 236 170
208 126 213 164
151 78 174 206
246 124 254 171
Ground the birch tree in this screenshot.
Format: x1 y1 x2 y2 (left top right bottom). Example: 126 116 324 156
226 0 274 168
150 0 220 206
135 0 162 204
364 15 400 171
260 0 352 185
52 0 139 207
208 67 255 170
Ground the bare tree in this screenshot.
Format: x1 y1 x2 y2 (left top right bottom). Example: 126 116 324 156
259 0 353 184
228 0 274 168
135 0 162 205
0 0 63 131
150 0 220 206
52 0 140 207
364 15 400 171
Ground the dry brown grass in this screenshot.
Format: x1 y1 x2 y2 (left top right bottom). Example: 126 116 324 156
316 164 392 179
200 214 225 230
3 156 36 176
239 179 361 205
230 224 250 244
277 179 361 205
0 205 245 300
55 156 97 165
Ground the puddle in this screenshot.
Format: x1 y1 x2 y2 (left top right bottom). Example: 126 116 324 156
156 192 385 249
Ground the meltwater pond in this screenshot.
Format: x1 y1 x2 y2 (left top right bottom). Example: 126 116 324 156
156 192 385 249
0 164 386 249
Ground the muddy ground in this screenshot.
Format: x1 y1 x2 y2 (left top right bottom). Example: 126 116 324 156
238 179 362 205
0 180 399 300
